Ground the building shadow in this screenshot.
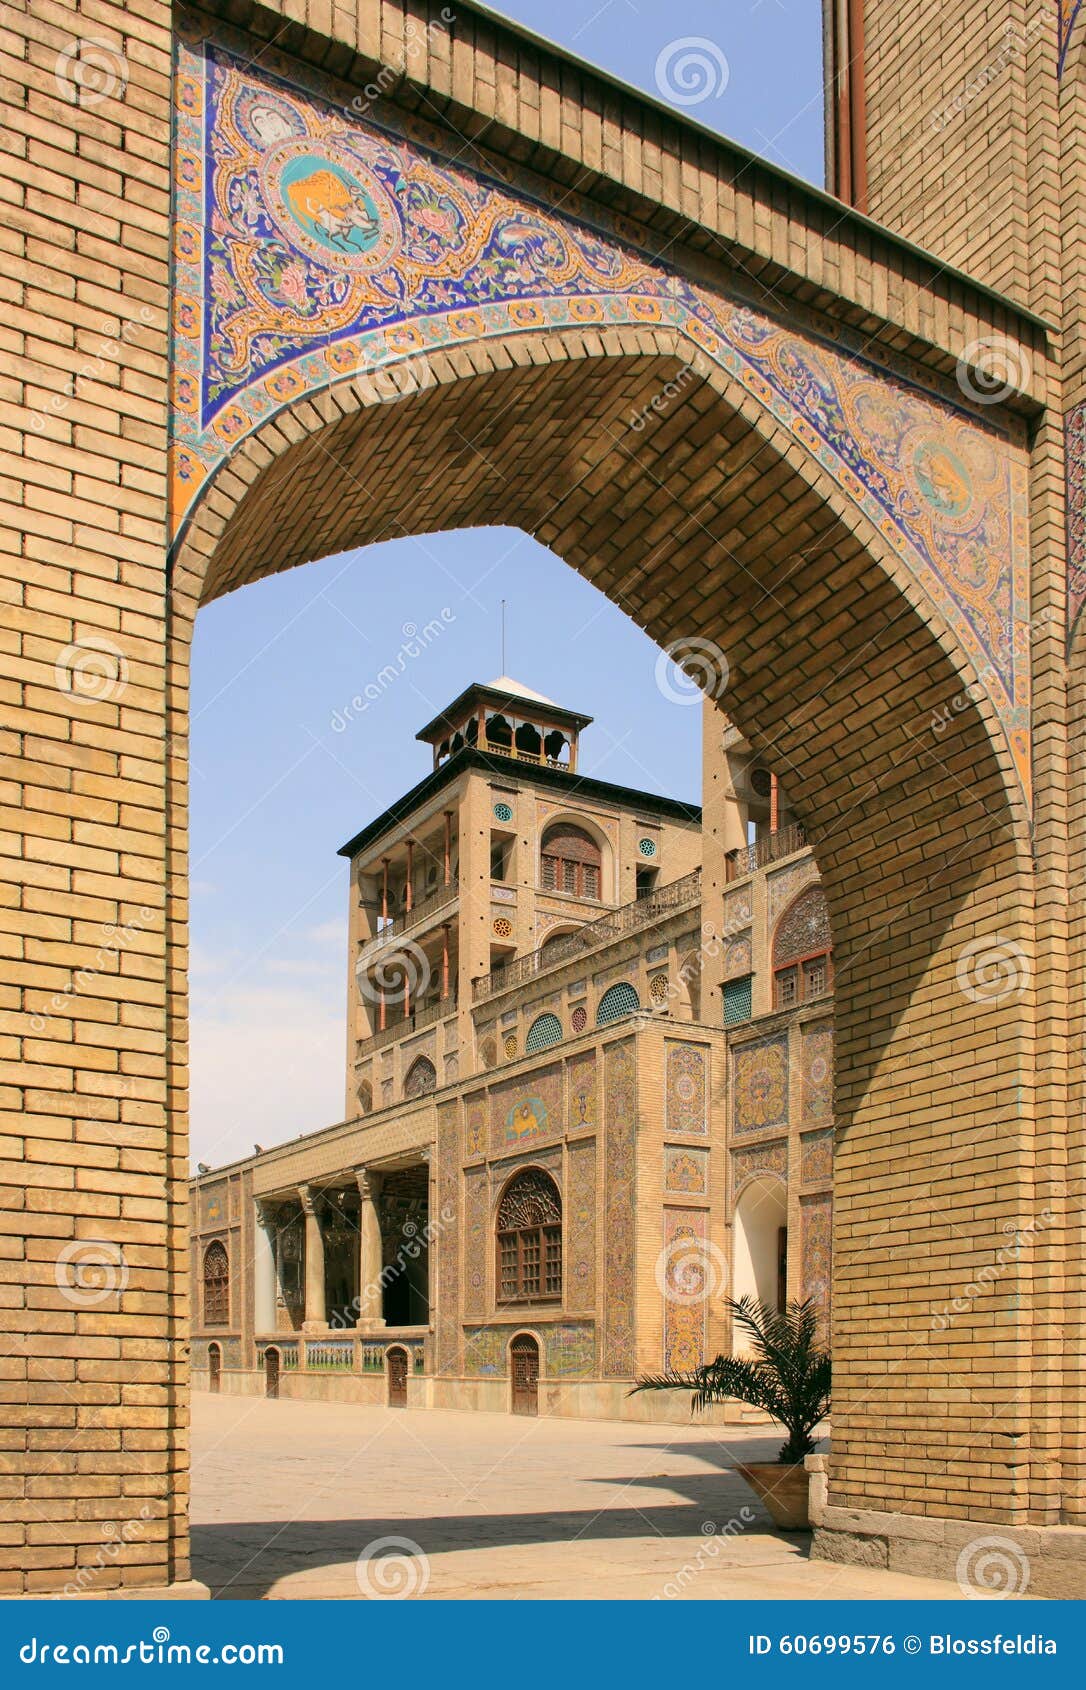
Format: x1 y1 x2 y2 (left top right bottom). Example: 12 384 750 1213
192 1462 809 1598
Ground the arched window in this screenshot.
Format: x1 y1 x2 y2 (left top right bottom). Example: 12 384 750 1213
540 823 601 900
772 885 832 1009
357 1079 373 1113
203 1241 229 1327
497 1170 562 1304
403 1055 437 1098
596 981 640 1025
514 721 541 759
479 1035 498 1070
526 1012 562 1053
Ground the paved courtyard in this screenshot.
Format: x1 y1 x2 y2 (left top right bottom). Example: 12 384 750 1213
190 1393 978 1600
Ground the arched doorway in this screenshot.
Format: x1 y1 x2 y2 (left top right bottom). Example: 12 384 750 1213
207 1341 221 1395
733 1176 790 1322
263 1347 280 1401
510 1334 540 1417
386 1346 409 1409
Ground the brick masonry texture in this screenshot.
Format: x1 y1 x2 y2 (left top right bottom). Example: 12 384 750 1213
0 0 1081 1592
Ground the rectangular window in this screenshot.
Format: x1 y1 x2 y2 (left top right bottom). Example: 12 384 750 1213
803 957 827 998
723 974 753 1026
775 966 798 1009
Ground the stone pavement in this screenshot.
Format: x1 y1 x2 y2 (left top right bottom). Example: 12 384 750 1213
190 1393 988 1601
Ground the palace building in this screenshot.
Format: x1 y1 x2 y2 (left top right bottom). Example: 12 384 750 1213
189 679 834 1418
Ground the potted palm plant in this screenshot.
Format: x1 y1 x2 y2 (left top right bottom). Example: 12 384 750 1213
632 1294 830 1529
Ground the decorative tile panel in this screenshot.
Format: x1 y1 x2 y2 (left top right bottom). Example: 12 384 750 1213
731 1140 788 1194
463 1165 487 1319
665 1042 708 1136
602 1039 637 1376
566 1048 597 1132
567 1137 597 1307
464 1092 486 1159
173 19 1032 809
801 1020 834 1123
732 1037 789 1136
664 1145 709 1196
801 1191 832 1317
661 1208 708 1371
434 1101 459 1372
800 1128 834 1185
544 1321 596 1377
489 1061 562 1151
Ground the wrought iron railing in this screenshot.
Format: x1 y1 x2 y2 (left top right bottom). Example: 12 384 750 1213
473 867 702 1002
358 879 458 963
359 991 458 1056
725 822 808 881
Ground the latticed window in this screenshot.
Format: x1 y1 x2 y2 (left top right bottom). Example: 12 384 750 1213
772 885 832 1009
496 1170 562 1304
723 974 753 1026
540 824 601 900
525 1012 562 1053
203 1241 229 1327
596 980 640 1026
404 1056 437 1098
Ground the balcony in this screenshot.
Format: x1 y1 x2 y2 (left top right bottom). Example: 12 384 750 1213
357 879 458 968
725 822 808 881
358 991 459 1057
473 867 702 1002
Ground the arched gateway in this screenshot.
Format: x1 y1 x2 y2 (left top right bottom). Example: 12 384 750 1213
3 0 1078 1598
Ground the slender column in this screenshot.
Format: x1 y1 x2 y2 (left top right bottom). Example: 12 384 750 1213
405 840 414 912
769 772 779 834
441 923 450 999
355 1169 385 1331
253 1200 278 1336
443 811 451 884
299 1184 326 1331
381 858 389 924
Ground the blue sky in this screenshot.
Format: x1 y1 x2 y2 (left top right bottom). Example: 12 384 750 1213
189 0 826 1169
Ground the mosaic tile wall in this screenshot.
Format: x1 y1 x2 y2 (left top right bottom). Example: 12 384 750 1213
463 1164 488 1320
800 1020 834 1123
801 1191 833 1314
566 1049 598 1132
661 1208 708 1371
566 1137 597 1309
489 1061 563 1152
732 1037 790 1137
800 1129 834 1185
665 1042 708 1136
602 1040 637 1376
730 1140 788 1194
435 1100 460 1373
172 14 1032 811
664 1145 709 1196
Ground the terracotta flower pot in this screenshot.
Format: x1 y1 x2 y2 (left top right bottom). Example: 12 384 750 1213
734 1461 811 1529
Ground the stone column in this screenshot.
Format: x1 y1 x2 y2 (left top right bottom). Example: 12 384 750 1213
299 1185 326 1331
253 1201 278 1336
355 1169 385 1332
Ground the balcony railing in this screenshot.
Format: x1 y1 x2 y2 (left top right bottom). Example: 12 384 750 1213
725 822 808 881
473 867 702 1002
481 737 569 770
359 991 459 1056
358 879 458 968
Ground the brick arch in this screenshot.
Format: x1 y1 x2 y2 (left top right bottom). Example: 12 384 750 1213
164 325 1042 1533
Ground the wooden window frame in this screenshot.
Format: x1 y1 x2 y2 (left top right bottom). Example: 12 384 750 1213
773 947 833 1010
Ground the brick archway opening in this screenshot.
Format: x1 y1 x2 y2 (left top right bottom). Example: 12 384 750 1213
170 333 1037 1571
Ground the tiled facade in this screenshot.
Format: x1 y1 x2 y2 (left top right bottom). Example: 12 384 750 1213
190 688 832 1423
